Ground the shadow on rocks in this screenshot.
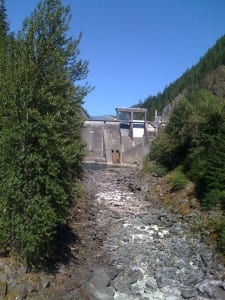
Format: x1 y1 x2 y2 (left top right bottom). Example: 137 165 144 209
40 224 81 273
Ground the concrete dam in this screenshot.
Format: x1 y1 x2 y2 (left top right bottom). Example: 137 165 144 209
82 108 156 165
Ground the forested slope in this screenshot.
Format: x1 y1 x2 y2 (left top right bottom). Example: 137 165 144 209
141 35 225 120
144 34 225 251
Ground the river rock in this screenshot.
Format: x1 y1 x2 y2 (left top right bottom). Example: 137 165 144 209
145 277 158 290
1 167 225 299
81 282 114 300
181 287 198 299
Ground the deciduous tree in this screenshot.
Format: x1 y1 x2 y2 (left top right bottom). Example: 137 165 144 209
0 0 89 265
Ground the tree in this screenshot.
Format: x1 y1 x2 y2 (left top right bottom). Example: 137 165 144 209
0 0 89 265
148 90 225 190
0 0 8 38
203 126 225 209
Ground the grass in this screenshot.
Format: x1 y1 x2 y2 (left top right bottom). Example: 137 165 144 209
142 158 167 177
166 166 189 191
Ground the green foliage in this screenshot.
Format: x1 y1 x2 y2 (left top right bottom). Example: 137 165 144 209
150 90 225 173
140 33 225 254
142 157 167 177
203 190 225 209
147 86 225 253
149 132 177 168
149 97 193 170
148 89 225 196
0 0 89 265
184 146 207 187
205 209 225 252
219 226 225 253
166 166 189 191
202 126 225 209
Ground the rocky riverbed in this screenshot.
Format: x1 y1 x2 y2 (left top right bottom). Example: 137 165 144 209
0 166 225 299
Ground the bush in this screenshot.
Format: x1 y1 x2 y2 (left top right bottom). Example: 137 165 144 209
203 189 225 210
206 210 225 252
149 132 176 168
219 226 225 252
142 158 167 177
166 166 189 191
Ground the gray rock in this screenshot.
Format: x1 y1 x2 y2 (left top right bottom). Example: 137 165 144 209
40 273 51 289
129 284 142 295
6 284 28 300
181 287 198 299
184 272 202 285
213 286 225 300
1 168 224 300
145 277 158 290
126 269 143 284
113 279 130 294
200 251 212 267
196 279 225 298
88 269 111 290
117 246 129 258
169 225 183 235
155 274 173 288
122 237 129 242
81 283 114 300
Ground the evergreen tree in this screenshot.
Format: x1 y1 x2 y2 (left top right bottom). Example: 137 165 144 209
0 0 8 37
0 0 89 265
149 90 225 195
203 126 225 209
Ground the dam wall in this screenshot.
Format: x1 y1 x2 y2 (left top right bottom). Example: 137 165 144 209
82 120 156 165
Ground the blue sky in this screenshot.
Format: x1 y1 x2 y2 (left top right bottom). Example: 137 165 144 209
5 0 225 116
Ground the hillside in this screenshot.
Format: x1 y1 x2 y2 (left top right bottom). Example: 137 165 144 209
140 34 225 120
144 34 225 253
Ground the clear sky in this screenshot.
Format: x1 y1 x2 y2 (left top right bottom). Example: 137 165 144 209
5 0 225 116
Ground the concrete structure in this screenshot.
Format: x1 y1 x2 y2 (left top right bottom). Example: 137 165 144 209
82 108 156 165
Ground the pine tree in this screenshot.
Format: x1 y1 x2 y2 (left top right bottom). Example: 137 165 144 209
0 0 8 38
203 126 225 209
